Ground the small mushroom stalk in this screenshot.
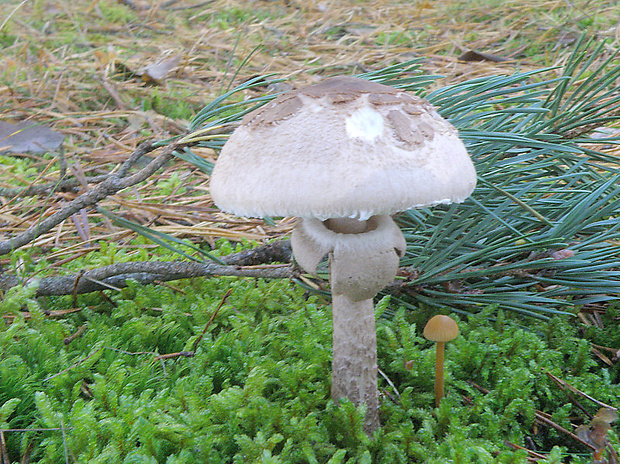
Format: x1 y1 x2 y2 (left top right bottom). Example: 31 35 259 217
423 315 459 407
292 215 406 434
433 341 447 407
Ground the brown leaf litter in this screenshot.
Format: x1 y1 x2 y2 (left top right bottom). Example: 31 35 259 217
0 0 618 265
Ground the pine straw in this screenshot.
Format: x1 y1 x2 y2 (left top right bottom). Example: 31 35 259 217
1 0 619 263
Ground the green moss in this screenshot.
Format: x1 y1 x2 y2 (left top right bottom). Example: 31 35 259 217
207 6 272 30
1 253 617 462
96 1 138 24
140 88 198 121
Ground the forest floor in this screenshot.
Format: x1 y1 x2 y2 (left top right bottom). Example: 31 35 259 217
1 0 619 255
1 2 620 463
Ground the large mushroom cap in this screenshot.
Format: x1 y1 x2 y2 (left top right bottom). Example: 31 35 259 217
210 76 476 221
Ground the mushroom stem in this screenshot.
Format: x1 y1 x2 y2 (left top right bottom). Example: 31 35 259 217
331 294 379 433
434 341 446 407
291 215 406 435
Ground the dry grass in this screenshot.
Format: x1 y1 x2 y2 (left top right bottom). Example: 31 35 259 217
1 0 619 263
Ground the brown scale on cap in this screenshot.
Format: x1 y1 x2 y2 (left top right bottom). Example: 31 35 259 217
417 121 436 141
300 76 393 97
402 103 425 115
387 110 425 146
368 92 413 106
243 93 304 127
327 92 360 104
241 76 438 149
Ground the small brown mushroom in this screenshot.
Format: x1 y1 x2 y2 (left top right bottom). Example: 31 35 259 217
423 315 459 407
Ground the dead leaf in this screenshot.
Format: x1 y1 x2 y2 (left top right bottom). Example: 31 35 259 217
458 50 510 63
592 347 614 366
594 408 619 424
137 55 182 85
94 45 117 68
575 408 618 463
551 249 575 260
0 120 64 154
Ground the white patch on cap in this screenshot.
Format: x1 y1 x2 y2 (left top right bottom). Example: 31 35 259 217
345 107 384 141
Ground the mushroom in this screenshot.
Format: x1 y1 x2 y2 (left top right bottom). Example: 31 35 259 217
423 315 460 407
210 76 476 433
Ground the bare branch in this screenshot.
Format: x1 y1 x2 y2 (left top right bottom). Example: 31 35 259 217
0 261 294 296
0 240 294 297
0 141 158 199
0 140 171 256
223 239 292 265
0 177 90 197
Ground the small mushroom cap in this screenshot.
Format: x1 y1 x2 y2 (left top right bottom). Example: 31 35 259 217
423 315 460 342
210 76 476 221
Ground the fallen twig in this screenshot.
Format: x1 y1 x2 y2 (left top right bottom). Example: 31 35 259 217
503 440 547 462
0 176 96 198
191 288 231 352
0 430 9 464
466 377 608 457
545 371 618 412
0 241 293 297
222 240 292 266
0 140 166 256
153 288 231 361
534 410 596 451
0 261 293 297
43 346 105 382
63 324 87 346
153 351 195 361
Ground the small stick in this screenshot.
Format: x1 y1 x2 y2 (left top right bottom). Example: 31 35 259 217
591 343 620 361
44 346 105 382
153 289 232 361
534 411 596 451
154 351 194 360
0 430 9 464
60 418 69 464
466 380 490 394
378 367 401 402
72 270 85 306
64 324 86 345
0 259 294 297
545 371 618 411
544 372 592 419
468 377 602 455
503 440 547 460
192 288 232 352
